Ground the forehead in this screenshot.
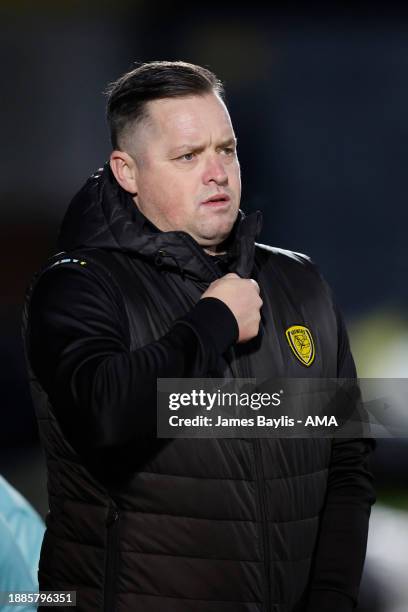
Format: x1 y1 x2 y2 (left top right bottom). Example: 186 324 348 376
145 93 235 142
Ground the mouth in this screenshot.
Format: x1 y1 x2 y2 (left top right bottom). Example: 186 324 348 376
201 194 231 207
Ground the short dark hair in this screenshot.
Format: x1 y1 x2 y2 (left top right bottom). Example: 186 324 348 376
105 60 225 150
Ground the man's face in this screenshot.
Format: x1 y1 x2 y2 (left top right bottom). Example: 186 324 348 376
130 93 241 251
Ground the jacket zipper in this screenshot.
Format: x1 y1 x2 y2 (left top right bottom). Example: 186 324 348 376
104 501 120 612
182 239 272 610
253 438 271 612
227 345 271 612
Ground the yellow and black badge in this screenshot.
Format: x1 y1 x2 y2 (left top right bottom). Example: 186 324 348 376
285 325 315 367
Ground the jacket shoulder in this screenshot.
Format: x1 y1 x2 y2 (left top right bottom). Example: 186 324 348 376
254 242 332 300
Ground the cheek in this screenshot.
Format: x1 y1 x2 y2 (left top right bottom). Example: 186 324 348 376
234 162 242 183
158 178 192 224
139 166 200 223
163 173 196 206
140 171 174 208
228 161 241 185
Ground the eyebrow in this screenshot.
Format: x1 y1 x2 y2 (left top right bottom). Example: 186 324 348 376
170 137 237 154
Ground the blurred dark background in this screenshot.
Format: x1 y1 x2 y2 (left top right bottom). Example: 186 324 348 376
1 3 408 610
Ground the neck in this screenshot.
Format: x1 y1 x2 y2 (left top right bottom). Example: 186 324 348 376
203 246 227 256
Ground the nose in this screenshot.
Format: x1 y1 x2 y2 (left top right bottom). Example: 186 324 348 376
202 153 228 186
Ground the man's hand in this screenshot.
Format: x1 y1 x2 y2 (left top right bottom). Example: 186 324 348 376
201 273 263 343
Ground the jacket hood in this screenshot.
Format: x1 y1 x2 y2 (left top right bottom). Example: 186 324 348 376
58 163 263 281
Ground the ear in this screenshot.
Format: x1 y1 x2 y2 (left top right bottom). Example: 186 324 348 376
109 150 138 195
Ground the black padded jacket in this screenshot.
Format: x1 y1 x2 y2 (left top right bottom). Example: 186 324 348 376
22 164 376 612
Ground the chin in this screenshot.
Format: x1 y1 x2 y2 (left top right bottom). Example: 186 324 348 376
199 230 232 248
195 213 238 244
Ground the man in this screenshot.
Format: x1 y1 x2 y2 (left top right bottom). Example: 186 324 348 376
23 61 376 612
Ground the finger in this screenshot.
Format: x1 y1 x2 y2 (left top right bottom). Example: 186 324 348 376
222 272 240 279
249 278 260 293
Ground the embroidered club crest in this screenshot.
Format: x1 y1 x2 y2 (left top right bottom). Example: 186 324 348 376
285 325 315 367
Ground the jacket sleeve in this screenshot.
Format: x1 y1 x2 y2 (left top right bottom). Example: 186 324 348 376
305 302 376 612
26 263 238 452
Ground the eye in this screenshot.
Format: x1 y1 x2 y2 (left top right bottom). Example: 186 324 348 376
221 146 236 156
177 152 196 161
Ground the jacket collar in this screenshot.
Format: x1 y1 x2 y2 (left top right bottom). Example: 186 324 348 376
58 163 262 282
